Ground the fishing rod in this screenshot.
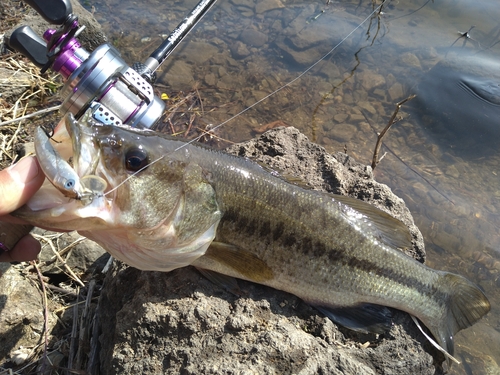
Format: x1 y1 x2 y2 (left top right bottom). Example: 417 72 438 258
7 0 217 130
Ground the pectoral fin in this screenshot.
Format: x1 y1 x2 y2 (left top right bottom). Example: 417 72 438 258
312 303 393 334
198 242 274 282
195 267 242 296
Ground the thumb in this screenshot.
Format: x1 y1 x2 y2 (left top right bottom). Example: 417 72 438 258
0 156 45 215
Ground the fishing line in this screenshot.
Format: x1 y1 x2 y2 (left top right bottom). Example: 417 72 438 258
173 0 390 152
105 0 389 196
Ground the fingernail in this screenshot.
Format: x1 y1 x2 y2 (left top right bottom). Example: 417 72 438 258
7 156 40 185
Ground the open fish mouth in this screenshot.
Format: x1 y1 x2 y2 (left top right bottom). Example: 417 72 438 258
16 113 118 230
34 115 108 205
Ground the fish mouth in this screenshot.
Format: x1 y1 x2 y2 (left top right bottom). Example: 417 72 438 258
34 113 108 205
13 112 115 230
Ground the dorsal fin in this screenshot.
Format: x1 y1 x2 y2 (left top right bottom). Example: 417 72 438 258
331 194 413 250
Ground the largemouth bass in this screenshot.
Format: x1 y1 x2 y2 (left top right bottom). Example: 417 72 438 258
14 112 490 358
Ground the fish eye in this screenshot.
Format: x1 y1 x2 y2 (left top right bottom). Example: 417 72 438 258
125 147 149 172
64 179 75 189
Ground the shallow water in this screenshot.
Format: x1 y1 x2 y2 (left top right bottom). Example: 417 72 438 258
90 0 500 372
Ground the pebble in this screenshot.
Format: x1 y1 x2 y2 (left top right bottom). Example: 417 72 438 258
165 61 194 87
182 41 218 64
331 123 358 142
230 41 251 59
349 114 365 122
445 165 460 179
357 101 377 115
334 113 349 123
240 29 268 47
205 72 216 86
255 0 285 14
400 52 422 69
388 83 404 102
359 70 386 91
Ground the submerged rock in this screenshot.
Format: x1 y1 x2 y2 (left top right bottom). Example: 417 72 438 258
97 127 438 374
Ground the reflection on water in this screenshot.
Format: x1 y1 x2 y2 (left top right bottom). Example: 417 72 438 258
90 0 500 372
410 54 500 158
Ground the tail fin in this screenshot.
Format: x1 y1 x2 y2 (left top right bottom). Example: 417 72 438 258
430 273 490 356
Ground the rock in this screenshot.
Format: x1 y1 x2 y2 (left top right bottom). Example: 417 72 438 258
286 25 333 50
357 101 377 115
96 127 435 375
333 113 349 123
230 0 254 6
0 67 31 101
181 41 219 65
230 40 251 59
162 60 195 88
400 52 422 70
388 82 404 101
204 72 217 86
275 40 324 67
239 29 268 47
255 0 285 14
359 70 386 91
0 264 48 363
330 123 358 143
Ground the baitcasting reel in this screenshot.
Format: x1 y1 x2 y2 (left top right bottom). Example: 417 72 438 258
8 0 218 129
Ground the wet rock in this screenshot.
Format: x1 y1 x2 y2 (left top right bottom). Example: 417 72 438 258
204 72 217 86
357 101 377 115
239 29 268 48
230 40 251 59
286 25 333 50
181 41 219 64
275 40 324 67
333 113 349 123
230 0 254 7
255 0 285 14
359 70 386 91
401 52 422 70
96 127 435 375
162 60 195 88
388 82 404 101
330 123 358 143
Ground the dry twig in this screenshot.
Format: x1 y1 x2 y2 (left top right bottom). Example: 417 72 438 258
31 261 50 373
371 94 416 170
33 233 85 287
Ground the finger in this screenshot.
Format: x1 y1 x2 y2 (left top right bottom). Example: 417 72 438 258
0 234 41 262
0 156 45 215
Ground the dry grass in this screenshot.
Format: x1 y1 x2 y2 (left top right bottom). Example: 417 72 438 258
0 53 62 169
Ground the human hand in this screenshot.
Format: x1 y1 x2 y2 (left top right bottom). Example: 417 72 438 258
0 156 45 262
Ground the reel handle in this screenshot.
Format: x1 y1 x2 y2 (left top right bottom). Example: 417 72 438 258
8 26 49 68
24 0 73 25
